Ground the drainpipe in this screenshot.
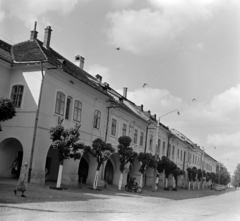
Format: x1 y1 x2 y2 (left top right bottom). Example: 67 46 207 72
104 106 111 143
28 62 45 182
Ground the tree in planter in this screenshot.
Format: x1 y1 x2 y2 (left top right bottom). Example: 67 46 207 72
187 167 193 190
163 157 177 190
202 170 206 189
172 167 181 191
191 167 197 190
118 136 138 190
197 169 202 190
50 124 85 189
0 98 16 131
206 172 211 189
138 152 155 188
155 157 164 190
85 138 115 190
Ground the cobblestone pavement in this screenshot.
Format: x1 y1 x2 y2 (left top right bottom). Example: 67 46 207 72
0 179 239 221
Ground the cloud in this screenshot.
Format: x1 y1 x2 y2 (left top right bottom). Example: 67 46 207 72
206 131 240 148
86 64 111 84
1 0 88 28
0 0 5 22
109 0 136 8
106 0 231 54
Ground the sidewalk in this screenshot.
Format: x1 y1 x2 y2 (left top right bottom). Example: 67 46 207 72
0 178 235 204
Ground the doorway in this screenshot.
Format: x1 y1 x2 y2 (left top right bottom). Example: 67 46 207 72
78 158 89 184
104 160 114 184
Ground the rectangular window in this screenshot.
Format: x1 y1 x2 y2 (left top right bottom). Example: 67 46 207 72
162 142 165 156
93 110 101 129
167 145 171 158
156 139 161 154
133 129 138 144
122 124 127 136
55 92 65 116
111 119 117 136
149 135 153 151
11 85 24 108
140 132 144 146
177 149 179 159
65 97 72 120
172 145 175 160
73 100 82 122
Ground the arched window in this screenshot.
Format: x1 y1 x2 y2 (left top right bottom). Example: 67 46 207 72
11 85 24 108
93 109 101 129
55 92 65 116
65 96 72 120
73 100 82 122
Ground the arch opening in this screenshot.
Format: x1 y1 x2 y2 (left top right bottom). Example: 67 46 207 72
0 138 23 178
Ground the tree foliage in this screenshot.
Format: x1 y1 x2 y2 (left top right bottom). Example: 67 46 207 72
217 163 231 185
187 167 192 181
192 167 197 182
162 156 177 177
118 136 138 172
0 98 16 131
50 125 85 163
138 152 156 174
233 163 240 187
85 138 115 170
197 168 202 181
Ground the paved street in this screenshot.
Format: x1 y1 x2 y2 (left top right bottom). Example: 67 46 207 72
0 180 239 221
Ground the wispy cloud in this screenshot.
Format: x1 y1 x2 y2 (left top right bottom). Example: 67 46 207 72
1 0 88 28
106 0 234 54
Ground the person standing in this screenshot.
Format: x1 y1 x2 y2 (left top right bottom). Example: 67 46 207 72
14 162 28 197
10 157 19 179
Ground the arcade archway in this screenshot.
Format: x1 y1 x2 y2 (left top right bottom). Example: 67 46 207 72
0 138 23 178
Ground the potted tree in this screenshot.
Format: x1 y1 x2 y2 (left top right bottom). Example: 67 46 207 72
138 152 155 188
50 124 85 189
187 167 192 190
192 167 197 190
117 136 138 190
197 168 202 190
172 167 181 191
85 138 115 190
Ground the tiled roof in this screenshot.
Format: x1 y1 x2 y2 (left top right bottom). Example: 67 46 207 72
3 39 110 97
12 40 46 62
0 39 13 63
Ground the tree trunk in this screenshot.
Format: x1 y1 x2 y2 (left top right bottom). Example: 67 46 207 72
165 177 168 188
56 160 63 188
173 177 175 188
139 173 144 188
188 181 191 190
118 172 123 190
203 180 205 189
152 169 157 191
155 173 159 190
198 180 200 190
93 170 99 190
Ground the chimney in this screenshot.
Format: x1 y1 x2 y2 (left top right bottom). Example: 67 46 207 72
154 114 156 120
141 104 144 111
95 74 102 83
148 110 151 116
75 55 85 69
123 87 128 98
43 26 52 49
30 21 38 41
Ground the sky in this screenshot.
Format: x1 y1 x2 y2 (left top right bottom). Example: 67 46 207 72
0 0 239 175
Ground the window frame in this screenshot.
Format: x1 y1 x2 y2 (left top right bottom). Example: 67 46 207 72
140 132 144 146
149 135 153 151
122 123 127 136
55 91 66 116
111 118 117 136
10 84 25 109
93 109 101 129
133 129 138 144
73 100 82 122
